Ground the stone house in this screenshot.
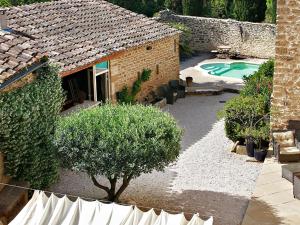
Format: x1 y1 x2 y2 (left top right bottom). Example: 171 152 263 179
271 0 300 130
0 0 180 111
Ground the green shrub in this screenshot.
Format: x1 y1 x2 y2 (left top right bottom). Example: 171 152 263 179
55 104 182 201
0 64 65 188
169 22 193 59
221 95 268 142
241 59 274 110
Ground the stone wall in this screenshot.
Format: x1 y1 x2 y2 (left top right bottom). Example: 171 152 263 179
0 73 36 93
271 0 300 130
110 34 180 102
158 11 276 59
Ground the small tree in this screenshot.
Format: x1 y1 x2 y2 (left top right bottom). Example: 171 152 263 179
169 22 193 59
55 104 182 201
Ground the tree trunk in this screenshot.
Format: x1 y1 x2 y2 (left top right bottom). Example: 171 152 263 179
91 174 133 202
107 177 117 201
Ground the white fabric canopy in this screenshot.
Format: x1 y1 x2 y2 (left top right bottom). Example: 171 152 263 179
9 191 213 225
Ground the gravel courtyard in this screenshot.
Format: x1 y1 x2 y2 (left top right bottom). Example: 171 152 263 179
50 93 263 225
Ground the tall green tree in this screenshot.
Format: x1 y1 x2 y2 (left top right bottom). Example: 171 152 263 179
210 0 234 18
233 0 267 22
164 0 182 13
272 0 277 23
108 0 165 16
182 0 203 16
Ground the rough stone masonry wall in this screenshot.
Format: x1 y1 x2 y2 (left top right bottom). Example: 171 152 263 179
271 0 300 130
0 73 36 93
110 35 180 102
158 11 276 59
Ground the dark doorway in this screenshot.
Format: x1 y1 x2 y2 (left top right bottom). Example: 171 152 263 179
62 70 89 110
96 74 107 103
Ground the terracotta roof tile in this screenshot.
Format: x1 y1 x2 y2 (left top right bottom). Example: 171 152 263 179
0 30 41 84
5 0 179 74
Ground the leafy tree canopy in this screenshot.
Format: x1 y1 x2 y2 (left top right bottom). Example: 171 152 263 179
55 104 182 201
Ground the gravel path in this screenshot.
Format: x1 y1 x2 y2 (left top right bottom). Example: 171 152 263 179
170 116 260 197
50 94 263 225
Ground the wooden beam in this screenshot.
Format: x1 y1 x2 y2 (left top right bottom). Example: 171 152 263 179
93 65 97 102
59 51 124 77
87 69 92 101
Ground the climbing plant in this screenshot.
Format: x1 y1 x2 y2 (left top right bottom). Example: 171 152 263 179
117 69 151 104
169 22 193 59
0 64 65 188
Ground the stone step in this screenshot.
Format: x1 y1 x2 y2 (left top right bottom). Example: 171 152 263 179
186 86 223 96
282 163 300 183
293 173 300 200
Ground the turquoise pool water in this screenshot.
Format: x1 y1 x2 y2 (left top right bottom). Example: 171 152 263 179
200 62 260 79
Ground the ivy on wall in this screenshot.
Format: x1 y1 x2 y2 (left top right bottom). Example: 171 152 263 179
117 69 151 104
0 64 65 188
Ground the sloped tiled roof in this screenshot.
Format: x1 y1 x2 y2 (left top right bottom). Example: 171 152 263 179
5 0 179 74
0 30 42 84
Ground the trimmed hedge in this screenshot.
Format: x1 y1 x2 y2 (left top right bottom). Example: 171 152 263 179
0 64 65 188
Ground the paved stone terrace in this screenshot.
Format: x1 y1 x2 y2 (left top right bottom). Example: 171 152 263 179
242 158 300 225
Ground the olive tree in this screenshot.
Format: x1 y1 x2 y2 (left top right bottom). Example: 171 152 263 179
55 104 182 201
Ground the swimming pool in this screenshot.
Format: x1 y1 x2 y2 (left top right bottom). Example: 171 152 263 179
200 62 260 79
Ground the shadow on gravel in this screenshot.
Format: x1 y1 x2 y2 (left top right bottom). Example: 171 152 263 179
121 189 282 225
165 94 236 151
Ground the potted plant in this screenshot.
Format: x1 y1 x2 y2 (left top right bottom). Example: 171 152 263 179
245 135 255 157
253 126 269 162
243 126 269 161
241 112 270 158
254 148 268 162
